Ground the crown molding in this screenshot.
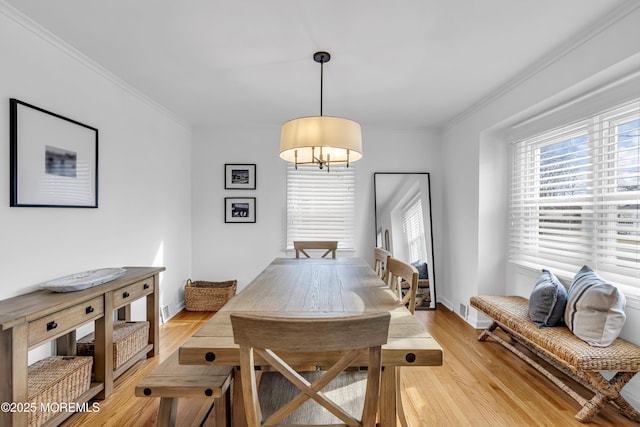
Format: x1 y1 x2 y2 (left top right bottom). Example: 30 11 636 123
443 0 640 130
0 0 190 130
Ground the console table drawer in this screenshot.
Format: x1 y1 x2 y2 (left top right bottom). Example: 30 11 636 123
28 296 104 348
113 279 154 308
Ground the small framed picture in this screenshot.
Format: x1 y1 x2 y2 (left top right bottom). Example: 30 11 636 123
225 197 256 223
225 164 256 190
10 99 98 208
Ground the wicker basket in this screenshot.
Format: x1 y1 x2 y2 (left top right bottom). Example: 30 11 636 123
77 321 149 370
184 279 237 311
28 356 92 427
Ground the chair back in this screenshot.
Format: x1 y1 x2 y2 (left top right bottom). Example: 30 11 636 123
231 312 390 427
387 257 419 314
373 247 392 283
294 240 338 259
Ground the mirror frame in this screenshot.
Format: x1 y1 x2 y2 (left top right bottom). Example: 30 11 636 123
374 172 436 310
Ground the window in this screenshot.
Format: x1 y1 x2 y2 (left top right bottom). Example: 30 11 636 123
509 100 639 287
403 197 427 264
286 164 355 250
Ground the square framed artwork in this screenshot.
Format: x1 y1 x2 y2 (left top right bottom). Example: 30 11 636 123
10 99 98 208
225 197 256 223
225 164 256 190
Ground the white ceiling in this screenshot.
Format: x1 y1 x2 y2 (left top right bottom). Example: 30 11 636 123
4 0 626 128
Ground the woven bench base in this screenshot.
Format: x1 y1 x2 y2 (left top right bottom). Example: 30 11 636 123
471 295 640 424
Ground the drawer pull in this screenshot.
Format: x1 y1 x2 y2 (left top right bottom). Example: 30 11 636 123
86 306 95 314
46 321 58 331
123 291 130 298
143 283 150 290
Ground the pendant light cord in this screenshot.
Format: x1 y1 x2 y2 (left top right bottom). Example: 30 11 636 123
320 59 324 116
314 51 330 117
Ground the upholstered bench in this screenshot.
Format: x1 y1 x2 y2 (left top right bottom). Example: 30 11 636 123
470 295 640 423
135 351 233 427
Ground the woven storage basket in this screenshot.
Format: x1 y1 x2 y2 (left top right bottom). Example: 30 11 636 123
28 356 92 427
77 321 149 369
185 279 237 311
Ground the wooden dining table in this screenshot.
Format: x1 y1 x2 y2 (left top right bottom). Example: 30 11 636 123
179 257 443 426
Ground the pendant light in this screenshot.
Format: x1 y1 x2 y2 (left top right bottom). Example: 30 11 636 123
279 51 363 171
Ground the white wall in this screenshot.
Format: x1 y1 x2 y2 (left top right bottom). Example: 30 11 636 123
191 126 442 291
441 3 640 405
190 126 285 288
2 1 444 348
0 6 192 326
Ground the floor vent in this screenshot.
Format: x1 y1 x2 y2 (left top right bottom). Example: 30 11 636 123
161 305 170 323
459 303 467 319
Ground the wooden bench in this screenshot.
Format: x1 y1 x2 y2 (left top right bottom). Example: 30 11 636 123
135 351 233 427
470 295 640 423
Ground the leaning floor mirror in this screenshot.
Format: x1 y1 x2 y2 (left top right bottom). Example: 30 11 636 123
374 172 436 310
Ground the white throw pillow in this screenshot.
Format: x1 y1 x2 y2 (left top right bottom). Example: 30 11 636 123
564 265 626 347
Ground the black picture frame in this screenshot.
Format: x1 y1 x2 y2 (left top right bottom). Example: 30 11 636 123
225 163 256 190
10 99 98 208
225 197 256 223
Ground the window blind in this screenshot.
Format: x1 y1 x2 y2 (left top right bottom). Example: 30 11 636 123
509 99 640 286
286 164 355 250
403 197 426 264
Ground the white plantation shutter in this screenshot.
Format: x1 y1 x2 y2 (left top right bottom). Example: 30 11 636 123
509 99 640 286
286 164 355 250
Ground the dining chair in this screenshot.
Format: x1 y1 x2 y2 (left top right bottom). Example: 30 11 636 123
230 312 390 427
294 240 338 259
387 257 419 314
373 247 391 283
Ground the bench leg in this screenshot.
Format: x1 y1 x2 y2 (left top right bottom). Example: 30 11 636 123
153 390 231 427
477 321 498 341
612 394 640 423
576 371 640 423
157 397 178 427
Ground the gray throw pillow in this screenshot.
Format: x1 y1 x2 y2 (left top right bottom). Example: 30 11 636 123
411 262 428 280
564 265 626 347
529 269 568 328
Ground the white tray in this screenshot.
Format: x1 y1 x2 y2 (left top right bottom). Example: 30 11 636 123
41 268 126 292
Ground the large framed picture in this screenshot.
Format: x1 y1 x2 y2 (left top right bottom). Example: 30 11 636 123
10 99 98 208
225 164 256 190
225 197 256 223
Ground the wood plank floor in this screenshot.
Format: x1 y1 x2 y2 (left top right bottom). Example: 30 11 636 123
61 305 636 426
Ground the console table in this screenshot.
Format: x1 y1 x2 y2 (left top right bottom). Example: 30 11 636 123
0 266 164 427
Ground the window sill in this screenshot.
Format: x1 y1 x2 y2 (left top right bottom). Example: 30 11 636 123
509 261 640 311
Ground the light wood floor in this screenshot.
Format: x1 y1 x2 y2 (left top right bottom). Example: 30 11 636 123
61 305 635 427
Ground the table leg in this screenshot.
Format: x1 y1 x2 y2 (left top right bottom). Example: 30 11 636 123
214 390 229 427
380 366 398 427
146 273 160 358
397 367 410 427
232 367 248 427
0 321 28 427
